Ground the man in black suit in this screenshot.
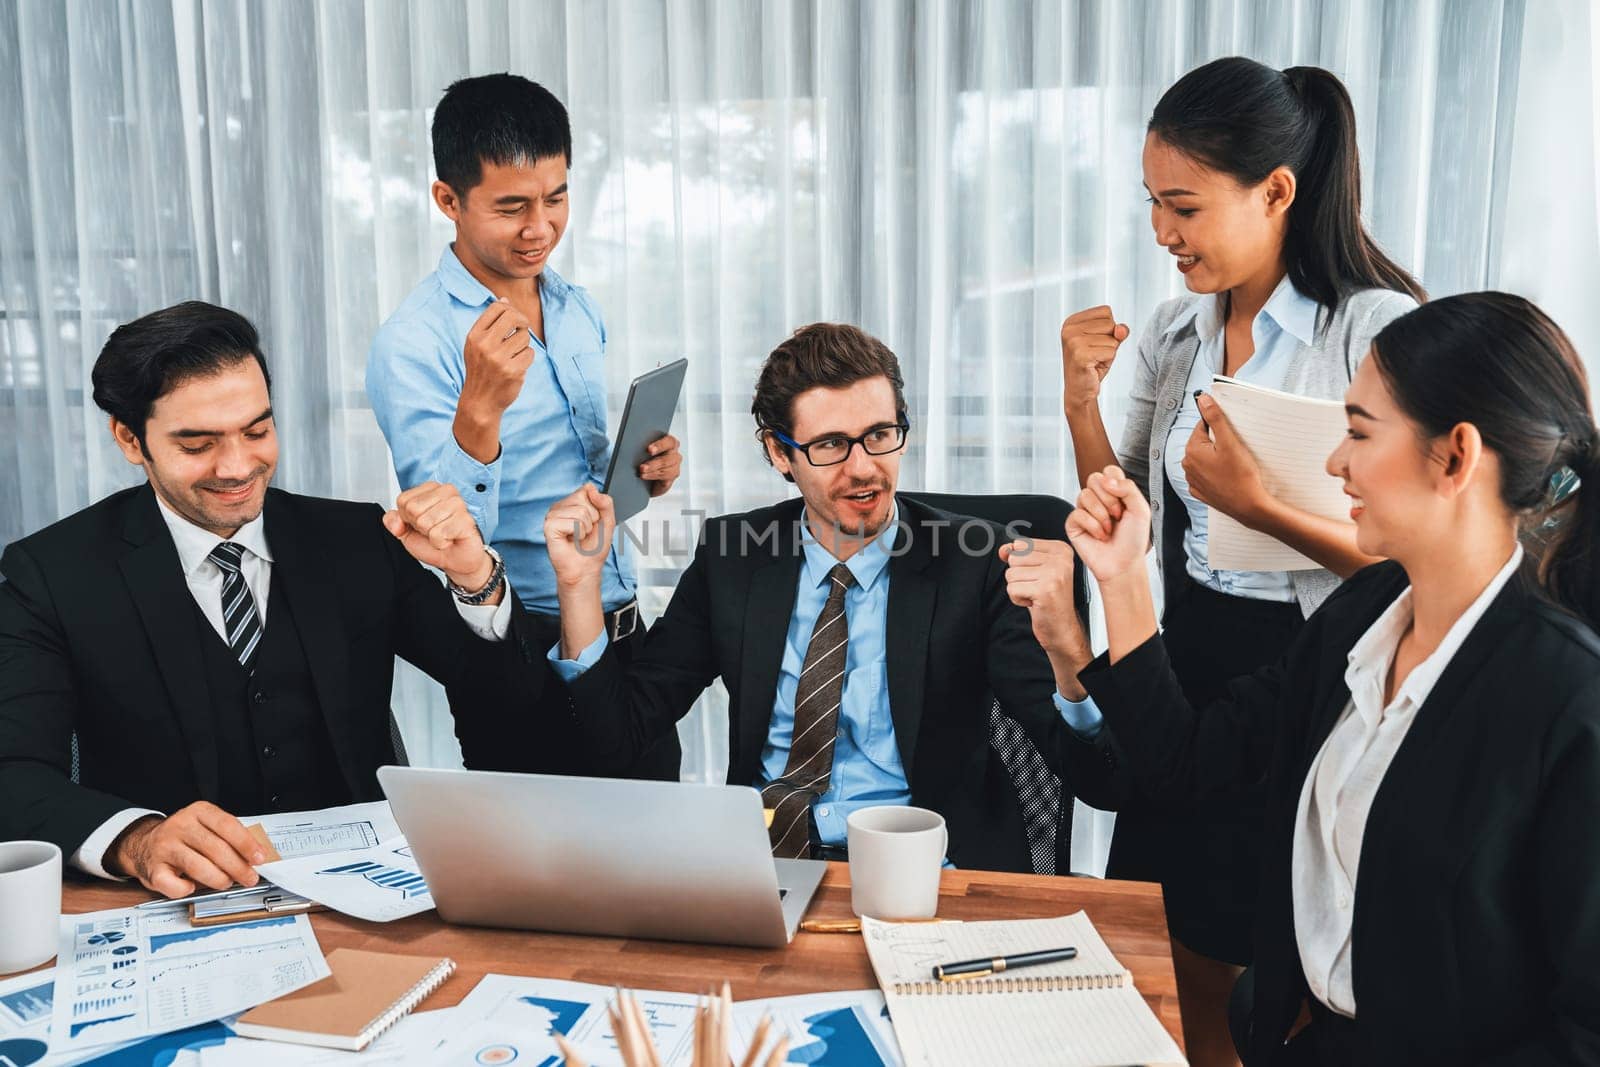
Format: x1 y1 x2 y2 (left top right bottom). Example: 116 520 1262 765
539 323 1119 870
0 302 544 898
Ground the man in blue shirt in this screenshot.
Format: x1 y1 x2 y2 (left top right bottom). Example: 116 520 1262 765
367 74 681 779
534 324 1121 869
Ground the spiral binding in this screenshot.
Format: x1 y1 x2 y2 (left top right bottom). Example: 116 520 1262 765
893 970 1127 996
358 957 456 1048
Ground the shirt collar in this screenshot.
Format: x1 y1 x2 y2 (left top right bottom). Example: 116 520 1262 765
438 244 571 309
1260 274 1319 346
800 502 898 594
1161 275 1320 347
153 491 274 578
1345 545 1525 721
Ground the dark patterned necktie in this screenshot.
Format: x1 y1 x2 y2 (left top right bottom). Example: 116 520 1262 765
764 562 856 858
209 541 262 672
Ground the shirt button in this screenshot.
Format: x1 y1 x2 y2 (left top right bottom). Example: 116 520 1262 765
1165 398 1177 410
474 483 487 493
252 692 268 705
1337 893 1350 909
1152 449 1162 461
269 794 281 806
261 746 276 758
817 806 831 817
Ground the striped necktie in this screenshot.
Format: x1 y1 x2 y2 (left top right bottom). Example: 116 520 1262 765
208 541 262 673
764 562 856 859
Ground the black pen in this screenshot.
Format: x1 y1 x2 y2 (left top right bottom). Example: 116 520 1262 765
932 945 1077 981
1193 388 1211 433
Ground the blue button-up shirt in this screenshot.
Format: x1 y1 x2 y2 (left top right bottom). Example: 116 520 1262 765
550 506 1101 846
366 246 634 613
1163 275 1321 603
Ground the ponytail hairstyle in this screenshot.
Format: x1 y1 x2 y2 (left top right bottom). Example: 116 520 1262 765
1148 56 1425 312
1369 292 1600 628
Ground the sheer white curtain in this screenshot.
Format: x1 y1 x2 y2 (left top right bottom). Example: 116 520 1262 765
3 0 1593 872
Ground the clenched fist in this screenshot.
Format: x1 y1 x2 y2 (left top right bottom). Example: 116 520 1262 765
544 483 616 591
462 299 534 416
383 482 501 600
1060 305 1130 414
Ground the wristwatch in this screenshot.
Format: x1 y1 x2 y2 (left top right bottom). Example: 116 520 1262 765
449 547 506 606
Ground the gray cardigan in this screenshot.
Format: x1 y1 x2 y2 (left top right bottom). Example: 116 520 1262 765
1115 287 1418 617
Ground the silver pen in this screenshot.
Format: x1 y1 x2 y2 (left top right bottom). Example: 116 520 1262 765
133 882 279 910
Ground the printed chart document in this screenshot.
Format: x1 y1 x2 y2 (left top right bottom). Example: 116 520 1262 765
732 990 902 1066
0 966 136 1066
245 801 401 860
1205 374 1352 571
196 1008 455 1065
862 912 1186 1067
430 974 900 1067
48 908 330 1057
256 837 432 923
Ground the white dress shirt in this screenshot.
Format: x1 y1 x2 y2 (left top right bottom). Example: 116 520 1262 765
1293 545 1524 1016
71 492 510 879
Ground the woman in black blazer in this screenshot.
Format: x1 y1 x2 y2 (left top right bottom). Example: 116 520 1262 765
1062 293 1600 1065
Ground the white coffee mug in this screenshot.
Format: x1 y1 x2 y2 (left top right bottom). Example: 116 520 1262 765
0 840 61 974
846 805 947 920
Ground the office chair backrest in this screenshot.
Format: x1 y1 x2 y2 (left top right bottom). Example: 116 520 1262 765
902 491 1083 877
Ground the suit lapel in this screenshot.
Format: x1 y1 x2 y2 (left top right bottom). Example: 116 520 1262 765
116 486 223 801
885 499 937 778
1360 573 1528 841
734 516 802 783
263 492 356 786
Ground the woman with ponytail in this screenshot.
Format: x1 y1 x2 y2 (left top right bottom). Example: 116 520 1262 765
1056 57 1424 1060
1054 292 1600 1063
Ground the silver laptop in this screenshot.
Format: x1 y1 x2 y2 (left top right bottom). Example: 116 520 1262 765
377 766 827 948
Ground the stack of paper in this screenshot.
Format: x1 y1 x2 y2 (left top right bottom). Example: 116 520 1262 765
1204 374 1353 572
427 974 903 1066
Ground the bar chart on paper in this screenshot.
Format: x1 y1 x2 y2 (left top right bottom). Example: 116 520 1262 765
257 837 435 922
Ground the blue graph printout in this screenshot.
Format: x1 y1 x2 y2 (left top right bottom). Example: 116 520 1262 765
428 975 902 1066
255 836 434 922
47 906 329 1057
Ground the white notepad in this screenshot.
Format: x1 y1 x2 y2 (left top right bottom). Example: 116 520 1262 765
1204 375 1352 572
862 912 1187 1067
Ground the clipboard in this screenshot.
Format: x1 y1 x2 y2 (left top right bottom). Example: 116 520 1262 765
602 358 688 522
186 821 326 926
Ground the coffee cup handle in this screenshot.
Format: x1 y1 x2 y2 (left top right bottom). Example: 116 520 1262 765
941 825 948 860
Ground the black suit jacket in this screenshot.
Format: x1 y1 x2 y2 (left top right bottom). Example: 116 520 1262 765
1080 561 1600 1065
559 494 1123 871
0 484 549 858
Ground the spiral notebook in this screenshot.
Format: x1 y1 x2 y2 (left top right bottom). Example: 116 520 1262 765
862 912 1186 1066
232 948 455 1050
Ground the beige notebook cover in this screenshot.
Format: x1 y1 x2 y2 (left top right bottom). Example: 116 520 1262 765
233 947 454 1050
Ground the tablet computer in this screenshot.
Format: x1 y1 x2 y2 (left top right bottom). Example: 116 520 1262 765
602 358 688 523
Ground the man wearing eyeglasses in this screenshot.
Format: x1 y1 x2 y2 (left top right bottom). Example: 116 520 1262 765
538 324 1123 870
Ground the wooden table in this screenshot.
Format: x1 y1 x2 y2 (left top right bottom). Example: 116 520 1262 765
59 865 1184 1049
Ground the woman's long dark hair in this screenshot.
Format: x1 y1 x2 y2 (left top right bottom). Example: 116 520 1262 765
1371 292 1600 628
1150 57 1425 312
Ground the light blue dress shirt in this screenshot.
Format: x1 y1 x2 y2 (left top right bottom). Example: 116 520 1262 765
366 246 635 614
1162 275 1323 603
550 506 1102 847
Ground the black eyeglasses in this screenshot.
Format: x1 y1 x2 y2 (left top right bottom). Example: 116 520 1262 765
768 421 910 467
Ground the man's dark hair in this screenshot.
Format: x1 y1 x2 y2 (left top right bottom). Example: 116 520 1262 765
432 73 572 196
91 301 271 449
751 323 908 482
